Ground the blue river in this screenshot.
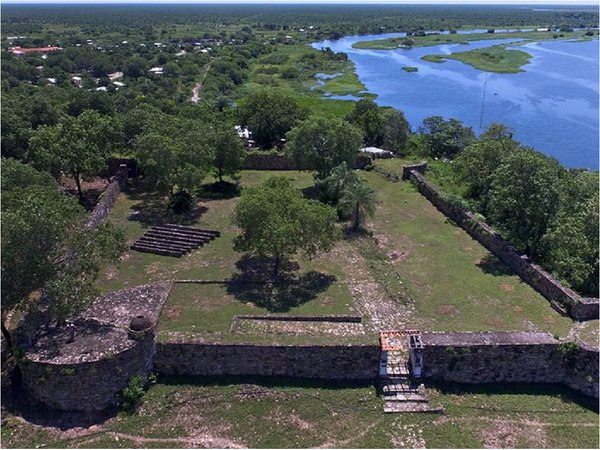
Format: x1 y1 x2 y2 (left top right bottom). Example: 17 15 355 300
313 32 599 170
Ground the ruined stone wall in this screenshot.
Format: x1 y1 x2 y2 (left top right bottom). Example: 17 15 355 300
242 153 369 171
407 168 599 320
155 338 380 381
20 332 155 411
420 332 599 398
243 153 297 170
571 298 600 322
86 164 127 229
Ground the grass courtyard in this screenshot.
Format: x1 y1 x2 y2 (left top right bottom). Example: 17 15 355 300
2 376 597 448
102 165 575 342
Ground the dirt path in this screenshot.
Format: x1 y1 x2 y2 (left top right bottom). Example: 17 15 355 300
191 63 211 104
331 241 419 332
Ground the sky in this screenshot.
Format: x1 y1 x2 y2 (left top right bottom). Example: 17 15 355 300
3 0 598 4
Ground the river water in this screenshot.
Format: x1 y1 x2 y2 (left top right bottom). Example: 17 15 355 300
312 32 599 169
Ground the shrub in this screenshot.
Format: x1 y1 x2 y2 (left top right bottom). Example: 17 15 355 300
168 191 194 214
120 374 146 412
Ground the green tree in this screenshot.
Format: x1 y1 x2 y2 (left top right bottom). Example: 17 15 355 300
211 126 245 183
1 182 126 345
539 170 599 296
338 178 377 231
236 90 306 148
29 110 120 201
454 124 518 215
135 125 213 196
124 56 148 79
233 177 340 277
320 161 359 205
346 99 383 146
419 116 475 159
380 108 411 152
488 148 564 258
287 116 363 178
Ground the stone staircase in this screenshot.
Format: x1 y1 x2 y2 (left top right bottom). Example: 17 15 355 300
379 336 443 414
131 224 220 257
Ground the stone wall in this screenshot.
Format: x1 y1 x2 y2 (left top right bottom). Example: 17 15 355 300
21 329 155 411
406 167 599 320
86 164 127 229
242 153 369 171
420 332 599 398
243 153 297 170
571 298 600 322
155 336 379 381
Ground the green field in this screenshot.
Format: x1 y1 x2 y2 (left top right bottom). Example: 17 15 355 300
103 166 575 341
2 377 597 448
240 43 370 119
364 160 574 336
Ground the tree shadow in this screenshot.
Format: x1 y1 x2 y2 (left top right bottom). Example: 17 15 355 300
126 180 208 228
301 184 325 201
476 253 514 277
226 255 336 312
196 181 240 200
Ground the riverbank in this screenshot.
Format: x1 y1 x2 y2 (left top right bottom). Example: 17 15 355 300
427 44 532 73
352 29 597 50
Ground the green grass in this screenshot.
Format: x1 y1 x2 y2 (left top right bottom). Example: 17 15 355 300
104 171 357 343
433 45 532 73
295 95 356 118
364 159 574 336
240 43 370 118
421 54 446 63
401 66 418 72
105 165 576 338
352 30 593 49
3 379 597 448
575 320 599 349
313 70 367 96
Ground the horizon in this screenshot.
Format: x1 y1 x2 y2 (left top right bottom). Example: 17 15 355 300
2 1 598 5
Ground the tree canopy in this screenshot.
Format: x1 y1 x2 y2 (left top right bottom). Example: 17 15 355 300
418 115 475 159
28 110 122 200
233 177 340 276
236 90 307 148
287 116 363 178
487 148 563 259
1 165 126 343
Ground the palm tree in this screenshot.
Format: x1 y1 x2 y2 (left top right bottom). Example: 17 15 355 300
322 161 359 204
339 179 377 231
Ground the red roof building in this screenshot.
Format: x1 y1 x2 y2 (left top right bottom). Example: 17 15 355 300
9 46 62 56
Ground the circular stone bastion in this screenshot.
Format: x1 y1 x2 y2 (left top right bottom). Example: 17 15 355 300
20 317 155 412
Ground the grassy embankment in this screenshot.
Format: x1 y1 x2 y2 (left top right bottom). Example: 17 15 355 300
2 378 598 449
353 29 597 73
103 164 574 341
